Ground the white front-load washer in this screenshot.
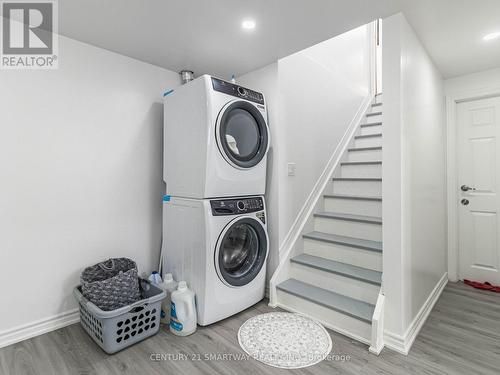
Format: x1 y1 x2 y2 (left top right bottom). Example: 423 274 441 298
163 75 270 199
161 195 268 325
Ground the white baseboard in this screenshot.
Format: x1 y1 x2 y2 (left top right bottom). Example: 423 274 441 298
383 330 407 355
384 272 448 355
369 344 384 356
0 309 80 349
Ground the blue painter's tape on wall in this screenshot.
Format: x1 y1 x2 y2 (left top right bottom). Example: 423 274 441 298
163 89 174 97
163 195 171 202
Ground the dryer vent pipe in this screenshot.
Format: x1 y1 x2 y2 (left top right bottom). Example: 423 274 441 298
179 70 194 84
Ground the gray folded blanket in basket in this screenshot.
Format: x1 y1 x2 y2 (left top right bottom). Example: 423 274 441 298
81 258 141 311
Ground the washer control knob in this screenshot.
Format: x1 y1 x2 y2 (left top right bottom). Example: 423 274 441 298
237 201 245 210
237 87 247 96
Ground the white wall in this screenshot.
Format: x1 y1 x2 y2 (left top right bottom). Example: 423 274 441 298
444 67 500 95
238 25 372 280
382 13 447 350
278 24 372 248
237 63 280 284
381 14 406 337
0 36 179 344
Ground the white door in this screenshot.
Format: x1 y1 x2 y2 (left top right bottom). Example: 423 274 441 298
457 96 500 284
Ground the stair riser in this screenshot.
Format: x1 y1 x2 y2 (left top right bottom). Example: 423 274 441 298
314 217 382 242
340 164 382 178
366 113 382 122
347 149 382 162
276 291 372 343
290 263 380 304
332 180 382 196
304 239 382 271
324 197 382 217
354 136 382 148
374 95 383 104
360 125 383 136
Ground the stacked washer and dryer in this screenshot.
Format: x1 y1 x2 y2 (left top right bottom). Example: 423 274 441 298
161 75 270 325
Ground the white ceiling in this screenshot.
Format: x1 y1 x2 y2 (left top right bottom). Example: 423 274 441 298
58 0 402 78
59 0 500 80
402 0 500 78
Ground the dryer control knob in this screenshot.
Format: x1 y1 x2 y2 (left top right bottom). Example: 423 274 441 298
237 201 245 210
237 87 247 96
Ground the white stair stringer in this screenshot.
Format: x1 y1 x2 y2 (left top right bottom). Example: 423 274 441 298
269 95 385 354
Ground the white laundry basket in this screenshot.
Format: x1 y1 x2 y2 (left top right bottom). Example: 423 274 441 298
74 279 166 354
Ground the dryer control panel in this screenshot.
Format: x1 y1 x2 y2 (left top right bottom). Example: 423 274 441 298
211 77 265 105
210 197 264 216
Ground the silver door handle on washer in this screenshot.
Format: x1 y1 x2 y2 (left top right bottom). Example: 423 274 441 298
461 185 476 192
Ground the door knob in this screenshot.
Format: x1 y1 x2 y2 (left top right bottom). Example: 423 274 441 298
461 199 469 206
461 185 476 192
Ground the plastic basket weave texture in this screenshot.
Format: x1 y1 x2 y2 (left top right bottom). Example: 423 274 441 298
74 279 166 354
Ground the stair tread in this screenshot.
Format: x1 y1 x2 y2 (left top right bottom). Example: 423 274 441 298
341 160 382 165
371 103 382 107
367 112 382 116
303 231 383 252
355 133 382 139
324 194 382 201
332 177 382 181
314 211 382 224
348 146 382 152
361 122 382 127
291 254 382 285
276 279 375 323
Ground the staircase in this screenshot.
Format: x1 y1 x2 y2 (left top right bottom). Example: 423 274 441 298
273 94 384 352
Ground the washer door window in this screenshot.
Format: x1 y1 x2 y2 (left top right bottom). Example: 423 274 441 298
217 101 269 169
216 217 268 287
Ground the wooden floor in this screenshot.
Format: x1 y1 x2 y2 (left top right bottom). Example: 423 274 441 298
1 281 500 375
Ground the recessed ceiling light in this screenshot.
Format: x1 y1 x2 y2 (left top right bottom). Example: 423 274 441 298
242 19 256 30
483 32 500 41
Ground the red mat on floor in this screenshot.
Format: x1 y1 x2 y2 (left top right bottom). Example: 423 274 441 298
464 279 500 293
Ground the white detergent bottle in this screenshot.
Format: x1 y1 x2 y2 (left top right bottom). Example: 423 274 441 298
170 281 197 336
159 273 177 325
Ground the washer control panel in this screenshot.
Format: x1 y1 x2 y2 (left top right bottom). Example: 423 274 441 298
210 197 264 216
211 77 265 105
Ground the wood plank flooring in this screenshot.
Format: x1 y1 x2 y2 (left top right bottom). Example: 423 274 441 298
1 281 499 375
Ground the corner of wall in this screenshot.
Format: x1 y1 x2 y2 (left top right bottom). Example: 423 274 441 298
385 272 448 354
381 11 405 338
382 10 448 350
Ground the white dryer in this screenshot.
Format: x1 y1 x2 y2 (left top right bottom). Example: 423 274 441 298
163 75 270 199
161 195 268 325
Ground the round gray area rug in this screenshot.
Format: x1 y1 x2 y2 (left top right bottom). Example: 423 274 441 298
238 312 332 369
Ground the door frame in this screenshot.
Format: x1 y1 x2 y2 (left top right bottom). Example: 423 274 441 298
446 85 500 281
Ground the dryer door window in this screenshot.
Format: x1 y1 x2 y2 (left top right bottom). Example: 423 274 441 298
216 217 267 287
218 101 268 169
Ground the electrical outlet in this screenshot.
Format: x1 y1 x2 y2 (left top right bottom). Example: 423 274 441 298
287 163 296 176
